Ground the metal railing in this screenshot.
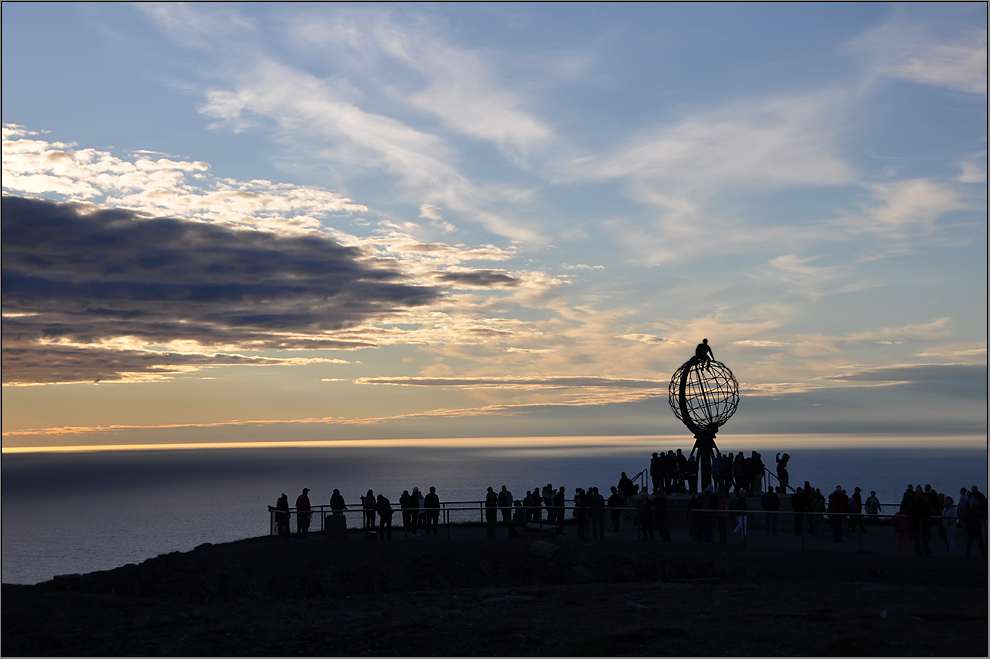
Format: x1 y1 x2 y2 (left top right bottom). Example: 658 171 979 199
268 498 986 556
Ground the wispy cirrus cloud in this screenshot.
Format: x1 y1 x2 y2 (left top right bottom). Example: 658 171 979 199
136 2 553 244
849 17 987 94
287 12 554 154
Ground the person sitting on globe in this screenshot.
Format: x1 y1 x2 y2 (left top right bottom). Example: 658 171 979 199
695 338 714 369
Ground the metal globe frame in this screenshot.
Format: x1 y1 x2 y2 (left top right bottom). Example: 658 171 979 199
667 357 740 491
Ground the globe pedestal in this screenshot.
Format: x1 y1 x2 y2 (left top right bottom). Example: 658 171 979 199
668 356 739 492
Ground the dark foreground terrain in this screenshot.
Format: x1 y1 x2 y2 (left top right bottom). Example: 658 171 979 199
3 527 987 656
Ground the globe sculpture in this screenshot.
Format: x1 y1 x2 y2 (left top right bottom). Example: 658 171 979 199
668 356 739 491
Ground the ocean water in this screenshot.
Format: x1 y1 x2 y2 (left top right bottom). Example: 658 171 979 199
2 438 986 585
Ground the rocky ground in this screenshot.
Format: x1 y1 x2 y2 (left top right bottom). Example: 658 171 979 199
3 525 987 656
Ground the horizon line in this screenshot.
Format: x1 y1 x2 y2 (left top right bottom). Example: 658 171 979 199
2 433 986 454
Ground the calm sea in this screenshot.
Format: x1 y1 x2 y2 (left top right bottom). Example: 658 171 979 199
2 437 986 585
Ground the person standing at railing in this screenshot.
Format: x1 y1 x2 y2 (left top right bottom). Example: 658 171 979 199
849 487 866 533
686 453 699 496
710 452 723 494
399 490 412 532
650 453 662 494
376 494 393 540
762 486 780 537
498 485 513 532
790 486 805 536
409 487 422 537
732 453 744 496
865 490 882 525
590 487 606 540
330 489 346 516
941 496 957 555
637 492 654 541
424 486 441 537
750 452 765 496
553 487 566 535
827 486 848 543
775 452 790 491
361 490 376 530
608 486 624 533
963 485 987 558
485 487 498 539
732 491 748 538
274 493 290 540
542 484 554 523
295 488 312 539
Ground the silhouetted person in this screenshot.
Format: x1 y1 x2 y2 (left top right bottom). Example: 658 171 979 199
273 493 290 539
510 500 524 538
849 487 866 532
762 486 780 536
827 486 848 543
791 486 805 535
424 486 441 536
399 490 412 531
686 453 699 495
608 486 624 532
695 338 714 368
574 488 588 540
964 485 987 558
330 488 346 515
617 472 634 499
376 494 393 540
650 453 662 493
295 488 312 538
675 449 687 493
590 487 606 539
498 485 513 530
775 452 790 490
485 487 498 539
554 487 566 535
542 484 555 523
865 490 882 524
732 491 748 538
638 493 654 541
361 489 376 529
408 487 421 536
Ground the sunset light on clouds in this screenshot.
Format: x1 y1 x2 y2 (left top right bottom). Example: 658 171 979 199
2 3 986 450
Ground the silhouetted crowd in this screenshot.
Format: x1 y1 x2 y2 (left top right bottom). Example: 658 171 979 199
648 449 779 496
268 450 987 559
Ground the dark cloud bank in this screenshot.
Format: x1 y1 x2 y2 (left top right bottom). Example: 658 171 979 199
2 196 440 384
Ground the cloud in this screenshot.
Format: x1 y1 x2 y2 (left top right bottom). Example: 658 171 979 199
287 11 553 153
1 196 440 384
618 333 670 345
418 203 442 220
2 124 367 235
566 90 857 262
849 19 987 94
435 269 519 288
839 179 971 238
355 375 665 389
197 58 542 242
823 363 987 385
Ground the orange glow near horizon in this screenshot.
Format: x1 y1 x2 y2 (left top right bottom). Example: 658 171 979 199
2 433 986 454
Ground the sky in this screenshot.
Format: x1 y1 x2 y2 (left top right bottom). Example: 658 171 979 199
2 3 986 451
